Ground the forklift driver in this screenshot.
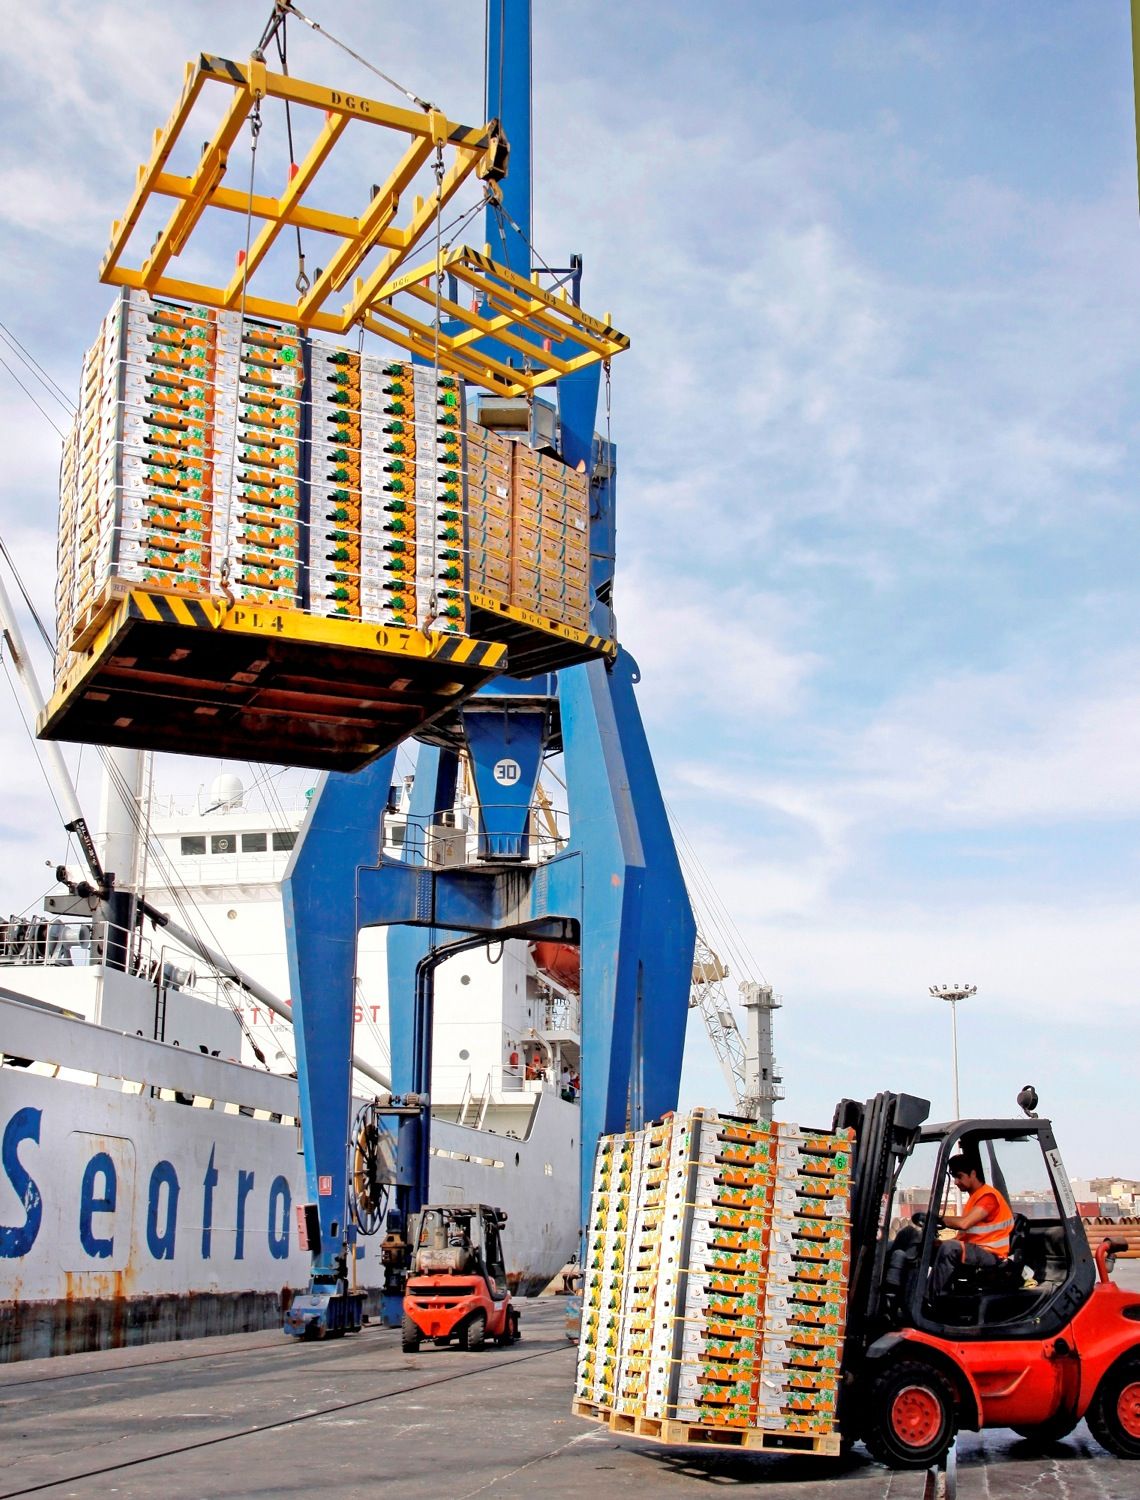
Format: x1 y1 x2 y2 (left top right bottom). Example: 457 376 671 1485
930 1154 1014 1296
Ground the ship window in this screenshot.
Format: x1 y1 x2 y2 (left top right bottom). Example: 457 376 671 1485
242 832 268 852
180 836 206 856
272 831 297 852
387 821 406 848
210 834 236 855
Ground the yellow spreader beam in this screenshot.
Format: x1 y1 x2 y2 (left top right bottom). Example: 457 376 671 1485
98 54 628 395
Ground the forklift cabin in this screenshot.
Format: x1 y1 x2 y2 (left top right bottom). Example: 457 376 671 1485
412 1204 510 1295
885 1118 1096 1338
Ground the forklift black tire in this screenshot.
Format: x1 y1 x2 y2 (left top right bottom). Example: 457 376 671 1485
401 1313 421 1353
863 1360 958 1470
1010 1414 1079 1447
461 1310 487 1351
1087 1355 1140 1458
496 1310 520 1346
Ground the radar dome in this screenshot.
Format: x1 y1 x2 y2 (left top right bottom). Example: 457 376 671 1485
209 773 244 810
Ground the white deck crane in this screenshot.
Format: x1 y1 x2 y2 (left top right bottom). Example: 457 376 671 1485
689 935 784 1122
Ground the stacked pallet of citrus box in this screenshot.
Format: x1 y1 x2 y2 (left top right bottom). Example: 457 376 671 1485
575 1131 638 1410
307 352 467 631
574 1110 854 1444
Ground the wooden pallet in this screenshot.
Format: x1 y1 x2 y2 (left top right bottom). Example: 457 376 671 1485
68 579 133 653
572 1400 841 1456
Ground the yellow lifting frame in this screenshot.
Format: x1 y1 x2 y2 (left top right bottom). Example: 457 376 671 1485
362 244 629 395
98 53 629 395
100 54 501 325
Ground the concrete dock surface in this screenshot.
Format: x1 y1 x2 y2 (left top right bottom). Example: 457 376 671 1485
5 1272 1140 1500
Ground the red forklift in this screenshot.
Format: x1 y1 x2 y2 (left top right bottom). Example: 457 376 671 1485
401 1203 521 1352
839 1090 1140 1467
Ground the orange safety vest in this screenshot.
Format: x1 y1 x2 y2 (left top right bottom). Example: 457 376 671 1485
959 1185 1013 1256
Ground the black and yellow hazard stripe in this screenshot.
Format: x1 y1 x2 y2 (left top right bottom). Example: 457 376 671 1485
199 54 246 85
129 591 215 629
433 635 503 668
119 586 509 671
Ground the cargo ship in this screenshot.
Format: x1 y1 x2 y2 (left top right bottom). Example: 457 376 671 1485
0 754 583 1361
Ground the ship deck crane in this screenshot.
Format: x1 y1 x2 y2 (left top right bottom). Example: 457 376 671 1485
689 936 784 1123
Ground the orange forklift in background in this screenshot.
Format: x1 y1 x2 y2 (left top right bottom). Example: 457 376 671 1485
401 1204 521 1352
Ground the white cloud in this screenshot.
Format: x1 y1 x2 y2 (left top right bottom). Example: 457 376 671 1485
617 565 820 726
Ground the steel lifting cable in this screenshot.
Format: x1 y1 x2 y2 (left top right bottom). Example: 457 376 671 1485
279 1 438 113
427 143 446 633
664 794 768 986
268 13 311 295
219 95 264 602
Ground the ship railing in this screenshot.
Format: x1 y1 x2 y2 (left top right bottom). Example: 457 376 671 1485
540 992 581 1036
383 801 570 869
455 1070 472 1123
0 915 156 977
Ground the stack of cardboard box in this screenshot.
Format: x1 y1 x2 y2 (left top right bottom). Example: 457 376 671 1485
576 1131 637 1411
463 426 592 634
306 352 465 630
574 1109 854 1440
219 316 303 607
510 445 590 628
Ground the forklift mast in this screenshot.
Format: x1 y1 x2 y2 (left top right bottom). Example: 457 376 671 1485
834 1091 931 1356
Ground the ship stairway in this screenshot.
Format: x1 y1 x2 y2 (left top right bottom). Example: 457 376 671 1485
456 1072 492 1128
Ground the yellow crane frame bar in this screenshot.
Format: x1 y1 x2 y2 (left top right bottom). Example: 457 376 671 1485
362 245 629 395
98 54 629 395
100 55 501 330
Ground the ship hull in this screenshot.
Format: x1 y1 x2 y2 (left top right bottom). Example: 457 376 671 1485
1 1002 578 1361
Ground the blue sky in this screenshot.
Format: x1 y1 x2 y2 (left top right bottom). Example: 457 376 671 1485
0 3 1138 1175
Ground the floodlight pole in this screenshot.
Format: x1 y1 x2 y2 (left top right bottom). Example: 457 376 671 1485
929 982 977 1120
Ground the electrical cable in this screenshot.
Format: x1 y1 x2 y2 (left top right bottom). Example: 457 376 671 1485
0 353 66 439
0 321 74 412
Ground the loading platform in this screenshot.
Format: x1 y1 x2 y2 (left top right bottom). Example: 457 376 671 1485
0 1298 1124 1500
38 583 509 772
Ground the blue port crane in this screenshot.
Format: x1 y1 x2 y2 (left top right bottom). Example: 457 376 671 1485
281 0 695 1335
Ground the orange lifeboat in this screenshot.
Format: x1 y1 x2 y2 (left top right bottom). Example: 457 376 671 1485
531 940 580 992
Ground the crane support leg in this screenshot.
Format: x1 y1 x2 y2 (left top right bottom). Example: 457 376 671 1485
282 749 396 1336
560 651 695 1226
